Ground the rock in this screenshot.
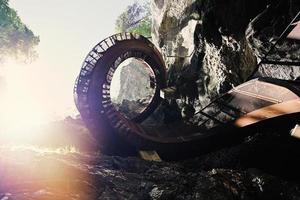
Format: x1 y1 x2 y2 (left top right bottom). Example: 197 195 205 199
246 0 300 80
151 0 260 105
111 58 155 105
1 143 300 199
110 58 156 119
0 121 300 199
151 0 300 108
149 186 164 199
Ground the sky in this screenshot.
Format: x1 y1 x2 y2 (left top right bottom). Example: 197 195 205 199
0 0 137 132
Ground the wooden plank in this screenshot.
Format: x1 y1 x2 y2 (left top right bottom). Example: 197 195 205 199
234 99 300 127
139 151 162 162
291 124 300 139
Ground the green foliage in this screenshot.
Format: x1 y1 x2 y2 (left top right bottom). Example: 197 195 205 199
0 0 39 62
115 1 152 37
128 18 151 37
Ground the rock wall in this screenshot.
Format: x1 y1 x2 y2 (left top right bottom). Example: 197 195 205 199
151 0 300 105
111 58 155 104
246 0 300 79
110 58 155 118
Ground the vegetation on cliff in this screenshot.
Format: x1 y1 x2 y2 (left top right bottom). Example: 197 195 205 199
115 0 151 37
0 0 39 62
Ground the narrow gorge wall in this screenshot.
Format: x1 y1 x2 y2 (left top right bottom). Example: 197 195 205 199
151 0 300 105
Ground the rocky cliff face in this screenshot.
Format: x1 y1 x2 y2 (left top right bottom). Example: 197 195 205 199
246 0 300 80
111 58 155 104
151 0 300 105
111 58 156 118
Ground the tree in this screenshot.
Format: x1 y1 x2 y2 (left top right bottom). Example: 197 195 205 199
115 1 151 37
0 0 39 62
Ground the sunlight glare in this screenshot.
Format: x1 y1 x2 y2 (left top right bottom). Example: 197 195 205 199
0 60 49 139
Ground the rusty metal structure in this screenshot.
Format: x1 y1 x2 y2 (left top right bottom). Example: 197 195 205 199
74 12 300 159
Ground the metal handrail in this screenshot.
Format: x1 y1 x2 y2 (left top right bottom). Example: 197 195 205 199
247 11 300 80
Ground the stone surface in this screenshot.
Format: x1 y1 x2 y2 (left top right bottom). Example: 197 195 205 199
246 0 300 80
1 118 300 199
1 129 300 200
111 58 156 118
111 58 155 104
151 0 300 106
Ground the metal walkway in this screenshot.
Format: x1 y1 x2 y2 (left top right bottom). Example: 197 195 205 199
74 32 300 159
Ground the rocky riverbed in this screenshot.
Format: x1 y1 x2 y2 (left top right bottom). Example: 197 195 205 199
1 119 300 199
